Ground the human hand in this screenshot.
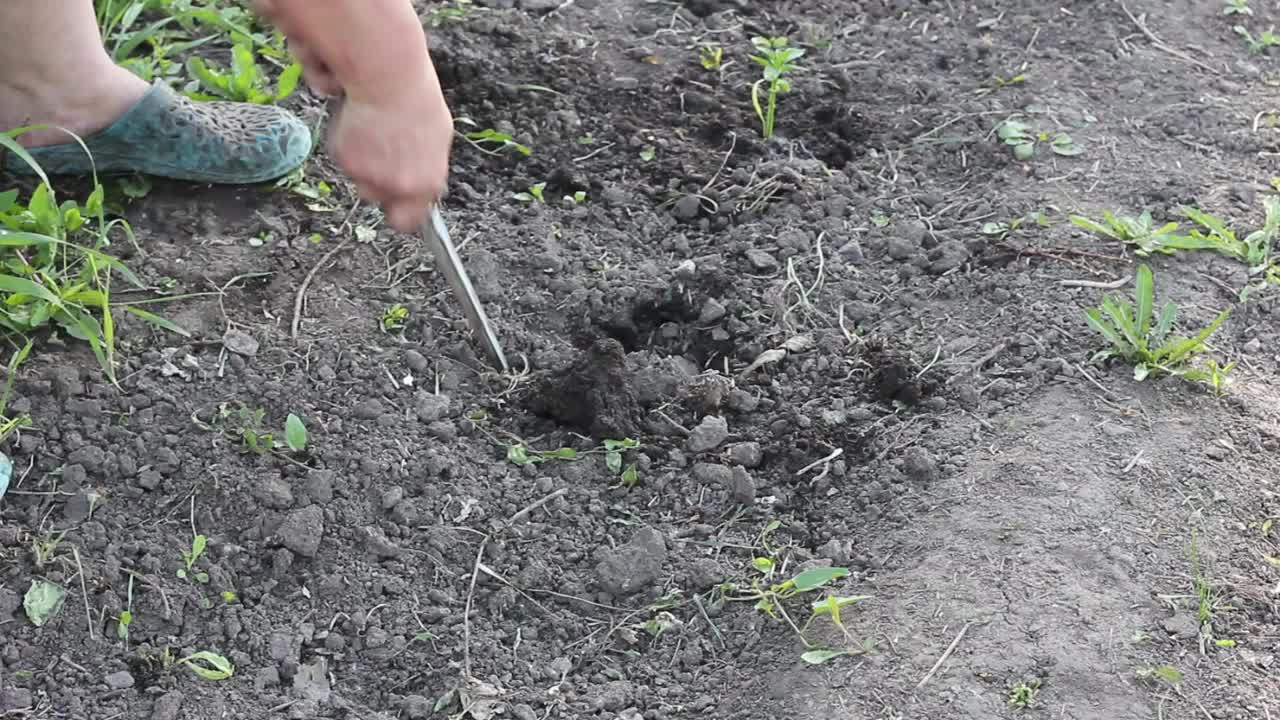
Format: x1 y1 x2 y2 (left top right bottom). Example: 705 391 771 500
326 66 454 232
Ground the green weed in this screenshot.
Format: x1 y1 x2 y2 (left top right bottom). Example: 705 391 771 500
179 650 235 680
996 118 1082 160
185 40 302 104
1069 210 1214 256
980 209 1053 239
195 402 308 456
117 574 136 645
1135 665 1183 686
700 45 724 71
750 36 804 139
506 444 578 465
0 131 189 384
380 304 409 332
514 182 547 203
177 531 208 583
1008 680 1041 708
426 0 477 27
461 127 532 157
1223 0 1252 15
1235 25 1279 53
721 563 860 661
1083 264 1231 383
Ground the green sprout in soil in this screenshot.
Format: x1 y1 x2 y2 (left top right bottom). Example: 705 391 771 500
514 182 546 203
381 303 409 332
455 117 532 157
1083 264 1231 385
1069 209 1212 256
427 0 476 27
719 561 868 663
195 402 309 456
31 529 68 568
179 650 235 681
1073 199 1280 287
0 131 188 385
186 39 301 104
1235 25 1279 53
750 36 804 139
1008 679 1041 708
995 118 1083 160
117 574 136 645
699 45 724 71
1135 665 1183 687
565 190 588 205
1223 0 1252 15
0 340 34 444
178 531 208 583
603 438 640 487
506 444 578 466
980 209 1052 240
974 72 1027 97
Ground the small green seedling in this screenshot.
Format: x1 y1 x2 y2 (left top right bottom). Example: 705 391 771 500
750 36 804 139
179 651 235 681
1008 680 1041 708
996 119 1082 160
981 209 1052 239
1084 264 1230 383
1223 0 1252 15
639 145 657 162
1135 665 1183 686
603 438 640 487
975 72 1027 96
700 45 724 71
514 182 546 203
1236 25 1279 53
565 190 588 205
178 533 209 583
284 413 307 452
381 304 409 332
185 41 302 104
427 0 476 26
1180 198 1280 278
463 127 532 157
117 574 136 644
506 444 578 466
721 564 859 655
1069 209 1211 256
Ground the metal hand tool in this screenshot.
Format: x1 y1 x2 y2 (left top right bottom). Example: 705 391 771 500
422 208 509 373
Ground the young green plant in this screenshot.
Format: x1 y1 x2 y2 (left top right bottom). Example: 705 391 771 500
0 129 189 385
996 118 1082 160
750 36 804 139
1083 264 1230 383
185 40 302 104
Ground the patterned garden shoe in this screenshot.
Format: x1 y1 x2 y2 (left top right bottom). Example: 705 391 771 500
2 80 312 184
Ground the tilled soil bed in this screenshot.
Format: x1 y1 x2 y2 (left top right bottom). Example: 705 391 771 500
3 1 1280 718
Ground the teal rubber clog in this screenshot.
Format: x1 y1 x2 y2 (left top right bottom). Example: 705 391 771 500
2 80 313 185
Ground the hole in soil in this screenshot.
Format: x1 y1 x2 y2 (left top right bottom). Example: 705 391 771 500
862 339 939 407
125 655 162 692
805 104 872 168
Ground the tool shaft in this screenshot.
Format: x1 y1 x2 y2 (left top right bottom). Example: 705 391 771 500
422 209 509 372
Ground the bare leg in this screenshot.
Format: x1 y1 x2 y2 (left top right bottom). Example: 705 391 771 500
0 0 149 147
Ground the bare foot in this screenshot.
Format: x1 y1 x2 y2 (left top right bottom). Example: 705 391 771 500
0 63 149 148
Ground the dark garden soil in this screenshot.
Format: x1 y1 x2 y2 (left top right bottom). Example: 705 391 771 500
4 0 1280 718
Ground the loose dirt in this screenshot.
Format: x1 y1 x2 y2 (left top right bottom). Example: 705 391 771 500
2 1 1279 719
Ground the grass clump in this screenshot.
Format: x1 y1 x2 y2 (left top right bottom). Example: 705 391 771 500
0 130 188 385
1083 264 1231 387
